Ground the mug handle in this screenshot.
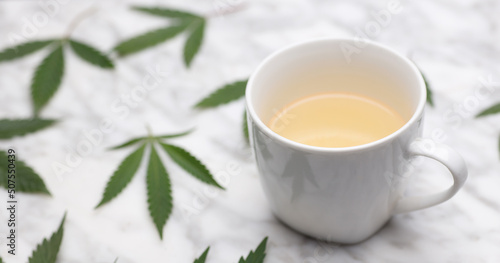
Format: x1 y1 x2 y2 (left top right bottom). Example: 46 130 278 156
393 138 468 214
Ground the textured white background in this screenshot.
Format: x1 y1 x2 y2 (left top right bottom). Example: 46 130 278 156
0 0 500 262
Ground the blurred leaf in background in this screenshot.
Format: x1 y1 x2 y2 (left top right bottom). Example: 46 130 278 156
183 18 205 67
0 40 55 61
28 214 66 263
421 72 434 107
0 119 56 139
238 237 268 263
31 43 65 115
192 237 269 263
195 79 249 142
194 247 210 263
0 150 50 195
476 103 500 118
194 79 247 108
410 61 434 107
114 23 190 57
69 39 114 68
0 38 113 116
114 6 207 68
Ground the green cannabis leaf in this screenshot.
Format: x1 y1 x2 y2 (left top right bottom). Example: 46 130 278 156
114 23 189 57
31 43 65 116
476 103 500 118
146 145 172 239
109 137 146 150
195 79 249 142
0 40 54 62
194 247 210 263
156 129 193 139
192 237 269 263
0 118 56 139
30 39 114 115
97 129 222 239
184 18 205 67
132 6 199 19
194 79 247 108
421 72 434 107
0 150 50 195
69 39 114 69
411 61 434 107
160 143 224 189
28 213 66 263
114 6 206 67
239 237 268 263
96 144 146 208
0 35 112 117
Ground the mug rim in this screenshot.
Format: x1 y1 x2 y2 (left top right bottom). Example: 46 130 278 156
245 37 426 153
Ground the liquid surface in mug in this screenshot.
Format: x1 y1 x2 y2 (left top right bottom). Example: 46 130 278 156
268 92 406 148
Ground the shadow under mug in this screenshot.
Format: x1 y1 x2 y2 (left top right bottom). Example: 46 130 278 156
245 38 468 244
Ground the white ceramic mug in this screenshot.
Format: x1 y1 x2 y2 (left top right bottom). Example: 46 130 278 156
245 38 468 244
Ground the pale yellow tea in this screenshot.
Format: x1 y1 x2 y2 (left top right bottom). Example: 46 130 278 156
268 92 406 147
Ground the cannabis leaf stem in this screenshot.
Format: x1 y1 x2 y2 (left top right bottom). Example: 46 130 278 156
63 6 98 38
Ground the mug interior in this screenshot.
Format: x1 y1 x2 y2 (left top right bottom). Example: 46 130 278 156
246 38 425 150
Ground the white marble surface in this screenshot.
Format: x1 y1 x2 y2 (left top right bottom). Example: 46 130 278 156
1 0 500 262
